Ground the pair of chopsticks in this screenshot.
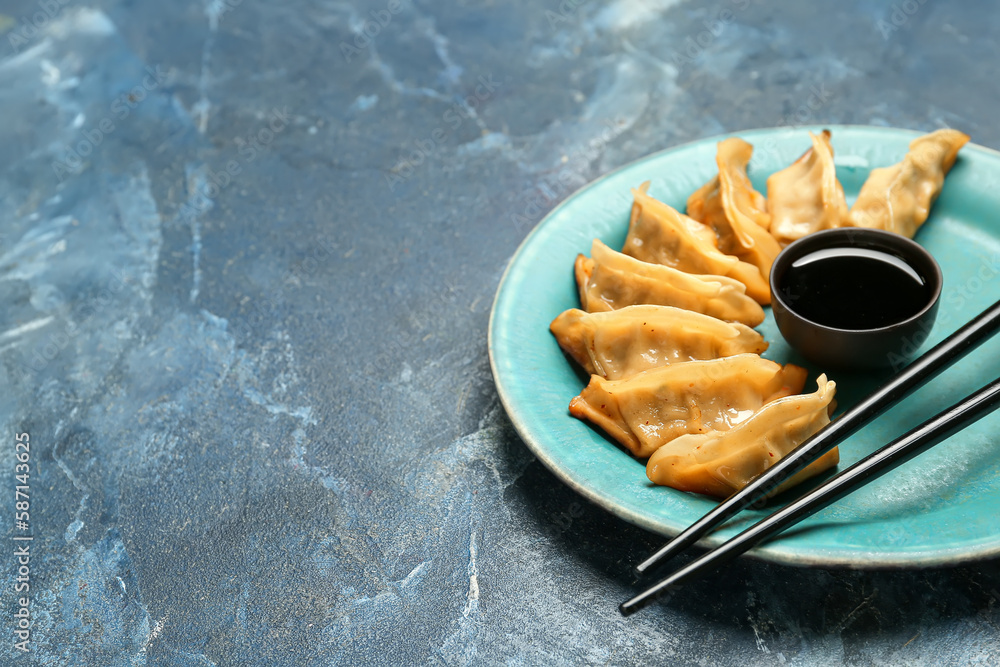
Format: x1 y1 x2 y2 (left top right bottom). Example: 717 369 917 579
620 297 1000 616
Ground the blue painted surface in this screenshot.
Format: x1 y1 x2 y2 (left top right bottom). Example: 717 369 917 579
0 1 998 665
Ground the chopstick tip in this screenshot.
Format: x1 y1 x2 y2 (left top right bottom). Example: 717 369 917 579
619 581 681 617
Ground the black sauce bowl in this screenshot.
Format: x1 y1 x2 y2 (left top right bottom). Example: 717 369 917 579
770 228 943 371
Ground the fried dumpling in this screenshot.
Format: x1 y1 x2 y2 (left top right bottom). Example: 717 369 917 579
646 375 838 498
575 240 765 326
623 182 771 304
847 128 970 238
687 138 782 284
550 305 768 380
767 130 849 245
569 354 808 458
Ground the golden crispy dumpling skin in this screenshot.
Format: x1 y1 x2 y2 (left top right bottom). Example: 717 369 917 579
574 240 765 326
847 128 970 238
767 130 849 245
687 138 782 286
550 305 768 380
646 375 838 498
623 182 770 303
568 354 808 458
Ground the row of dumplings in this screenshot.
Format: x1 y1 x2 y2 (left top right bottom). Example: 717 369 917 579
550 128 968 499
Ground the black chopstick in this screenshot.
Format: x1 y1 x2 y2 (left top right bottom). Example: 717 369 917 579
633 297 1000 577
621 375 1000 616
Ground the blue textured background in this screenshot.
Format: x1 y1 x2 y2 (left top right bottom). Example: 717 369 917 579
1 0 999 665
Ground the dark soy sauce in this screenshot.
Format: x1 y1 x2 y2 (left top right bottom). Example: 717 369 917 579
779 247 930 330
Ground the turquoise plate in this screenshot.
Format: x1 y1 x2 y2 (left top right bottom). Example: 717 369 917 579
488 125 1000 568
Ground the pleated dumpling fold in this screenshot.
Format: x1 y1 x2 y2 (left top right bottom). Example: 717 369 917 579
575 240 766 326
550 305 768 380
767 130 849 245
687 137 782 285
847 128 970 238
646 375 838 498
623 182 771 304
568 354 808 458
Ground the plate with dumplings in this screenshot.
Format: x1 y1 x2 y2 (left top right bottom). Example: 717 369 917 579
489 125 1000 567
